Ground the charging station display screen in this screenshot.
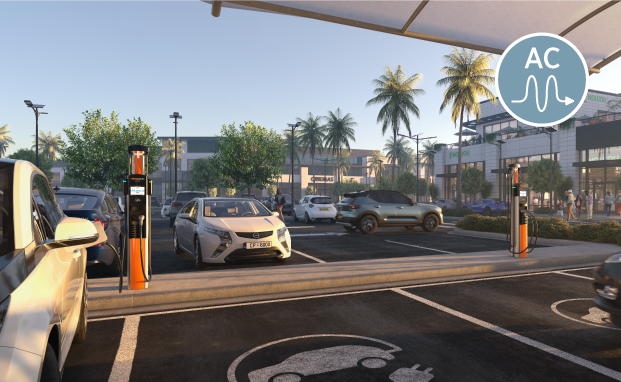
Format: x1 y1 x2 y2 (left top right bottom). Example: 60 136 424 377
520 190 527 197
131 186 145 196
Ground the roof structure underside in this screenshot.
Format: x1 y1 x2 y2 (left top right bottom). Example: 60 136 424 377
203 0 621 72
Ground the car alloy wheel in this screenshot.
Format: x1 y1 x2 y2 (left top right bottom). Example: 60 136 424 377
359 215 377 234
305 213 312 224
422 214 439 232
484 207 491 216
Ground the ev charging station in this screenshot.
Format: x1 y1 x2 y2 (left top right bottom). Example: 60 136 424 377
506 164 538 257
123 145 153 290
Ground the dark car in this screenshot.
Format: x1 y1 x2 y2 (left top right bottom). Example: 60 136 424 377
336 190 443 234
151 195 160 207
462 198 509 216
261 196 272 209
55 187 125 276
271 194 292 215
241 193 257 200
170 191 208 226
593 253 621 326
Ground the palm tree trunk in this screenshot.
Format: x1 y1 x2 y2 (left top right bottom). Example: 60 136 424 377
337 149 341 201
392 129 397 191
456 104 465 208
311 153 315 194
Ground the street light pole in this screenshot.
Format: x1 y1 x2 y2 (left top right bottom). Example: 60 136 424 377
398 133 436 202
544 126 558 215
490 140 505 201
170 113 182 194
287 122 301 202
24 100 47 167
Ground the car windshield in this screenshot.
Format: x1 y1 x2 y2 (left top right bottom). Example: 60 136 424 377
176 193 207 202
164 198 172 205
311 197 332 204
57 194 99 210
340 197 355 204
203 200 271 218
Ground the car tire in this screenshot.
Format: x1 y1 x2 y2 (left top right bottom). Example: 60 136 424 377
610 314 621 326
484 207 492 216
404 226 416 230
359 215 378 234
73 278 88 344
169 217 174 227
305 213 312 224
272 257 286 263
422 214 439 232
40 343 61 382
330 218 336 224
293 212 298 222
173 229 184 254
344 225 357 231
194 238 207 269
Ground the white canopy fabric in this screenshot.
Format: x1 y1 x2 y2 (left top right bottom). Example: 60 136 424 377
204 1 621 73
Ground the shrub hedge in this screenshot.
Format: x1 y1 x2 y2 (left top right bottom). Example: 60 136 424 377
456 215 621 246
442 207 476 217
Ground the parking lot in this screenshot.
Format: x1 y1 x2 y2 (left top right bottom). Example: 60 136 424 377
94 212 543 277
63 267 621 382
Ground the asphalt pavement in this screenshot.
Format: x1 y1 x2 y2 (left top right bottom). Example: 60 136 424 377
63 267 621 382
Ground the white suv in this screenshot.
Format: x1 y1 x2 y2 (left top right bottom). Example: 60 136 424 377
293 195 337 223
0 160 104 381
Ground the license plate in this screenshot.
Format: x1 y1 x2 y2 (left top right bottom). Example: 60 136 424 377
320 208 329 211
245 242 271 249
337 214 342 219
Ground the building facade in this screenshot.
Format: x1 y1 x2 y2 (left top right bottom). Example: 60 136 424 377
434 89 621 212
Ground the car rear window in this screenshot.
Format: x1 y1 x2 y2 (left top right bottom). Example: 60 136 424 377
311 197 332 204
176 193 207 202
340 197 354 204
57 194 99 210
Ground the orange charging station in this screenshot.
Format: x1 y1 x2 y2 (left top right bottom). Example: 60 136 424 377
508 164 529 258
123 145 152 290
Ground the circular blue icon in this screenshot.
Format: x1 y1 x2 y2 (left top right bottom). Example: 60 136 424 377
496 33 589 127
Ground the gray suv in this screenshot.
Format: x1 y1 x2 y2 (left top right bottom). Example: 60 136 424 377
336 190 443 234
169 191 208 226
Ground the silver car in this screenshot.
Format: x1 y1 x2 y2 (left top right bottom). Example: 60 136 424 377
432 198 457 209
169 191 208 226
173 198 291 268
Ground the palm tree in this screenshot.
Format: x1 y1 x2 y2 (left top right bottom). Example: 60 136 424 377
421 139 440 183
0 125 15 157
366 65 425 190
383 137 412 176
367 150 384 183
324 108 357 200
332 150 351 177
31 130 62 161
282 130 302 166
160 138 185 169
437 48 495 208
401 146 416 175
297 112 326 192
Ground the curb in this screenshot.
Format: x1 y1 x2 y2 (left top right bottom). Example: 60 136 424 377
449 229 588 246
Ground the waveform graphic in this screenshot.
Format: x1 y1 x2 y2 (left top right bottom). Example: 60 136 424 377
511 75 574 112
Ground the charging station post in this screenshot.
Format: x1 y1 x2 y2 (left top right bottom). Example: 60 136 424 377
508 164 530 257
123 145 152 290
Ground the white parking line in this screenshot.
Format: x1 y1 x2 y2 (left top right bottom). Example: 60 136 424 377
554 271 592 280
291 249 326 263
291 232 348 237
286 226 315 229
385 240 455 254
392 288 621 380
107 316 140 382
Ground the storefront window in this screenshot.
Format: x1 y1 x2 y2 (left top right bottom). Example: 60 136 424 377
528 155 541 165
589 146 621 161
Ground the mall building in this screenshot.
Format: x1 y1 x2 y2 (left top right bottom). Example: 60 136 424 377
434 89 621 212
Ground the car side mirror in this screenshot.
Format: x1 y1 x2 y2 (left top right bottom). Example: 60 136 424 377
54 217 104 248
179 212 191 220
272 211 280 216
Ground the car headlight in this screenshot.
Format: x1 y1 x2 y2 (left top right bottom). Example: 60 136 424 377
277 226 287 242
205 227 232 258
605 253 621 263
0 296 10 334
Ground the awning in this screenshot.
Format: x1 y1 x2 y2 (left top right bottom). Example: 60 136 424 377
572 159 621 168
205 1 621 73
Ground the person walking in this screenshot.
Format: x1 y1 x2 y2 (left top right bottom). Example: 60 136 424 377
604 191 614 217
586 191 593 220
557 199 564 219
575 194 583 219
566 190 576 221
616 190 621 216
275 188 286 223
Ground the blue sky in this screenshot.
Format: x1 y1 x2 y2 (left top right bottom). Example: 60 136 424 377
2 1 620 157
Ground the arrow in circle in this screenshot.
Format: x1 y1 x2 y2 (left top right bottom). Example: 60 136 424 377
563 96 574 106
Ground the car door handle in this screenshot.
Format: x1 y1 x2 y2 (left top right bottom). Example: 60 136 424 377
73 248 81 262
374 206 381 208
397 207 404 209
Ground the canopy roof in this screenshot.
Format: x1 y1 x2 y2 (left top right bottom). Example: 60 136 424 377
205 1 621 73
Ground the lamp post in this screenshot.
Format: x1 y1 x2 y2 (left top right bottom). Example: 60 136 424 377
169 112 182 194
286 122 301 202
24 100 47 167
398 133 436 202
490 140 505 201
543 126 558 215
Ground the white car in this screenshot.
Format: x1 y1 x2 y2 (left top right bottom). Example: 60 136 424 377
293 195 337 224
173 197 291 267
0 159 105 381
161 197 172 218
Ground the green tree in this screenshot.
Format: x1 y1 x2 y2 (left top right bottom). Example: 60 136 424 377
332 178 365 197
527 158 563 199
461 168 485 200
480 180 493 199
186 157 221 192
367 65 425 191
32 130 62 161
396 172 417 196
224 187 236 197
283 129 302 167
60 174 89 189
421 140 441 182
428 183 440 201
367 150 384 179
215 121 286 196
60 110 161 191
297 112 326 192
384 137 415 175
268 184 277 196
160 138 185 169
207 188 217 197
8 148 54 180
555 176 574 201
0 125 15 157
324 108 357 199
332 150 351 177
437 48 496 208
305 184 317 195
370 176 392 190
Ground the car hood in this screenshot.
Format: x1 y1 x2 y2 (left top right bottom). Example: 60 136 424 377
206 216 284 232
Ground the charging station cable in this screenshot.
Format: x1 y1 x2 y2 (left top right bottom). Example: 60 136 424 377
102 241 123 293
138 215 152 282
505 209 539 255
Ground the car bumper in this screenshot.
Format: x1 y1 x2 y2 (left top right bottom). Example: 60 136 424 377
335 211 358 224
0 347 41 382
198 230 292 264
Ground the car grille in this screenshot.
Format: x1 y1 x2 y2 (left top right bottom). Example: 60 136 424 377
224 248 282 262
235 231 273 239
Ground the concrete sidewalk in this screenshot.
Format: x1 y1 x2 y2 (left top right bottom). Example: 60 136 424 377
87 237 620 318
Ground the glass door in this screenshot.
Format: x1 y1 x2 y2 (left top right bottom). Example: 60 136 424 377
593 183 616 212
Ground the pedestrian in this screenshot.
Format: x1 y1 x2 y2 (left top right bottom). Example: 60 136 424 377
566 190 576 221
557 200 564 219
616 190 621 216
275 188 286 223
604 191 614 217
575 194 582 219
586 190 593 220
478 134 482 144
